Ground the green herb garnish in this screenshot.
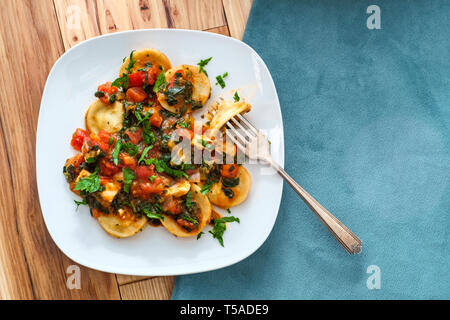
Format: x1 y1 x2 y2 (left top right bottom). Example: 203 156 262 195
200 182 214 195
74 172 102 194
197 57 212 75
215 74 226 88
209 216 240 247
153 68 166 93
125 50 136 74
233 91 240 102
122 167 135 193
74 199 87 209
112 140 122 165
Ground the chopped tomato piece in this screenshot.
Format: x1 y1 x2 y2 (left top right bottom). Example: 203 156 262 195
168 69 185 88
120 153 137 170
131 177 164 199
71 128 88 151
135 165 155 180
162 197 182 215
99 158 121 176
221 164 239 179
97 82 118 104
176 128 194 141
126 87 148 102
176 218 196 230
128 71 146 87
146 65 160 85
124 128 143 144
150 106 163 128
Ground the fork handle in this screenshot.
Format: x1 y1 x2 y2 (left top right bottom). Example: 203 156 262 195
267 159 362 254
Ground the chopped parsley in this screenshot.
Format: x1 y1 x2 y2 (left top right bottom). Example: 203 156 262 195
200 182 214 195
197 231 204 240
215 74 226 88
74 199 87 209
209 216 240 247
112 140 122 165
138 145 153 164
185 191 193 208
197 57 212 75
122 167 135 193
74 172 102 194
148 175 156 182
122 142 138 157
144 158 189 179
153 68 166 93
125 50 136 74
111 73 129 91
143 209 164 221
233 91 240 102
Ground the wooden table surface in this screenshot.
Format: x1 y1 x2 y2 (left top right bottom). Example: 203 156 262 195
0 0 252 300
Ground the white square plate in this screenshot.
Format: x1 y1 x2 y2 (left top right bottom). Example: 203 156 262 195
37 29 284 276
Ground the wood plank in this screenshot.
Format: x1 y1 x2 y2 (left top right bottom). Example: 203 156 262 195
53 0 101 50
162 0 226 30
222 0 253 39
116 274 154 286
205 25 230 37
0 116 34 299
120 276 176 300
54 0 227 50
0 0 120 299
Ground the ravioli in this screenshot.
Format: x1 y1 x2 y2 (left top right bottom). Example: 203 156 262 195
157 65 211 113
85 100 123 134
119 48 172 76
97 208 148 238
207 166 251 208
208 100 251 131
161 184 212 237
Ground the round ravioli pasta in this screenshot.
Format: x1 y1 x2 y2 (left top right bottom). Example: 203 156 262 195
161 184 211 237
97 208 148 238
157 65 211 113
119 48 171 76
208 166 251 208
85 100 123 134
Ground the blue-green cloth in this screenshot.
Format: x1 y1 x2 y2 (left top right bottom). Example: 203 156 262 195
172 0 450 299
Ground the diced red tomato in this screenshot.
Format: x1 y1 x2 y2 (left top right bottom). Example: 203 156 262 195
128 71 146 87
162 197 182 215
135 165 155 180
150 106 163 128
124 128 143 144
176 127 194 141
97 82 119 104
131 177 164 199
99 158 121 176
146 65 160 85
119 153 137 170
176 218 196 230
221 164 239 179
89 133 109 152
71 128 88 151
126 87 148 102
168 69 185 88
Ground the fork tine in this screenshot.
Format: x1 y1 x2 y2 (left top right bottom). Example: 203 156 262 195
226 122 248 145
230 116 256 139
236 114 259 136
225 129 246 152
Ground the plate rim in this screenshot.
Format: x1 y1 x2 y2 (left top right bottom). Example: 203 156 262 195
36 28 285 276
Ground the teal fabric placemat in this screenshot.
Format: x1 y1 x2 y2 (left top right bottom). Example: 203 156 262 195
172 0 450 299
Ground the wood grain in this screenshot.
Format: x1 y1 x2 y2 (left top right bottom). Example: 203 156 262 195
120 276 175 300
0 0 251 300
223 0 253 39
0 0 120 299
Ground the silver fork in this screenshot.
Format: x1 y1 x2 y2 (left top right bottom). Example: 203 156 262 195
225 114 362 254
